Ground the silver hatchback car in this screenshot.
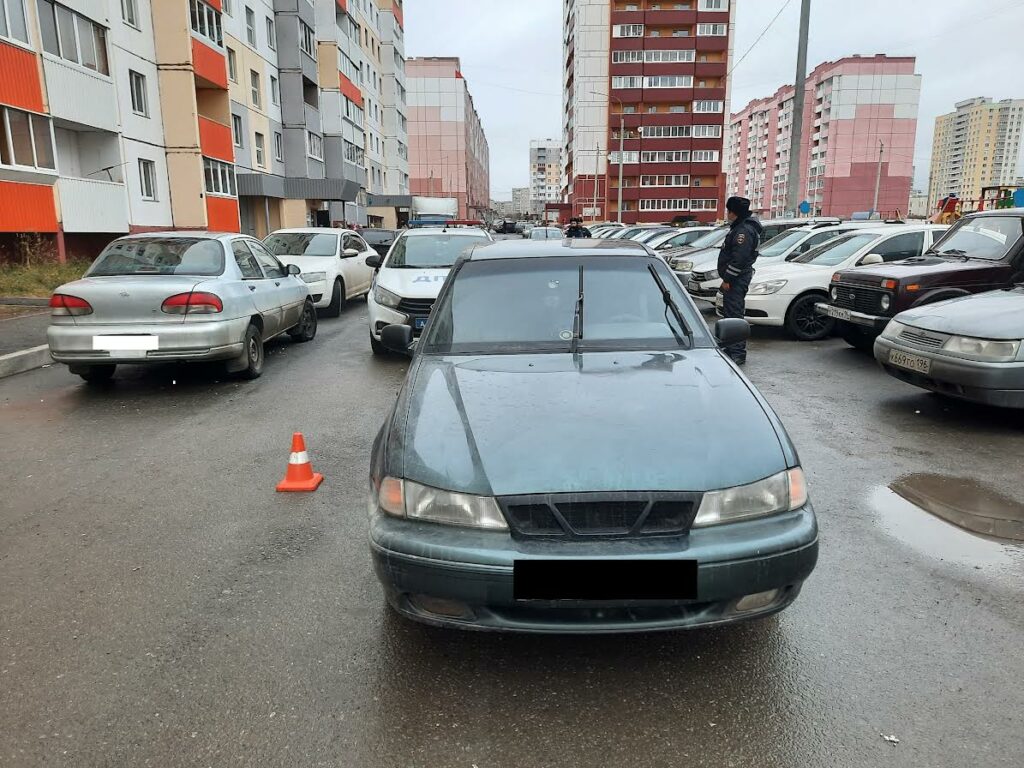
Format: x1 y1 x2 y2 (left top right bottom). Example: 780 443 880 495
47 232 317 383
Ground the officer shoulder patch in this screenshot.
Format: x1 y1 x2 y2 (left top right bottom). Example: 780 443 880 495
736 233 747 244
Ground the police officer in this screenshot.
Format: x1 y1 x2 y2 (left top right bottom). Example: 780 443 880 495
717 196 762 365
564 217 592 239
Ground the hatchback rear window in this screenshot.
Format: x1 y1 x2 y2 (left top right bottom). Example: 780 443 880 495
386 233 488 269
86 238 225 277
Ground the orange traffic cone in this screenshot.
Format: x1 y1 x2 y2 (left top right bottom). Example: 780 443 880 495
276 432 324 492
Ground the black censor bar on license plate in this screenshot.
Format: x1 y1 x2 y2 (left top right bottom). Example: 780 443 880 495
513 560 697 601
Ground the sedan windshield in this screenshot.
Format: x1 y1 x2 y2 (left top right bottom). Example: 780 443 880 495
422 256 704 354
790 233 877 266
387 233 489 268
264 233 338 258
930 215 1023 260
759 229 811 258
86 238 224 277
687 228 729 249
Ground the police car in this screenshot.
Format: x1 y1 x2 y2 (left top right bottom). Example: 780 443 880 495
366 226 493 355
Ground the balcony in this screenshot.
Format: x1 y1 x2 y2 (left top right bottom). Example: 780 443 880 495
42 55 117 132
192 38 227 90
58 177 129 233
644 9 697 25
198 117 234 163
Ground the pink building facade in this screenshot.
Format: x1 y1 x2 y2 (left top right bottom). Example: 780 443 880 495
726 55 920 219
406 58 491 219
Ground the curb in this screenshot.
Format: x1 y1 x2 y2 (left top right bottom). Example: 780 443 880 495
0 297 49 306
0 345 51 379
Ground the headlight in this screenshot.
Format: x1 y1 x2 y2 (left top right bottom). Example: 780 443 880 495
880 320 907 340
942 335 1021 362
373 284 402 309
692 468 807 528
880 294 891 311
829 286 838 301
301 271 327 284
673 260 693 271
748 280 788 295
703 269 720 281
375 477 508 530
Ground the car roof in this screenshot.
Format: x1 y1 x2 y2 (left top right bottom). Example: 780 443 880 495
466 239 650 261
269 228 350 235
965 207 1024 218
821 224 946 237
401 226 490 237
112 231 242 241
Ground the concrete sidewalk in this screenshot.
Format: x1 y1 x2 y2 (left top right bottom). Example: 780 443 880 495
0 310 51 378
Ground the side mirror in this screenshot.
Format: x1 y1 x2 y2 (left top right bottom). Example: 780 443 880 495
365 254 383 269
287 263 301 276
381 324 414 354
714 318 751 348
343 247 360 257
859 253 884 266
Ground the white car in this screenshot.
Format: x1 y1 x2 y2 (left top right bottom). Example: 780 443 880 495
367 227 493 355
647 226 716 251
717 224 948 341
264 228 377 317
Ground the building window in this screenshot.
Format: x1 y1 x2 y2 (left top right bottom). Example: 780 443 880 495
0 0 29 44
244 5 255 45
128 70 148 117
612 24 643 37
641 174 690 187
138 158 157 200
640 199 691 211
120 0 138 28
691 124 723 138
611 76 642 90
254 132 265 166
189 0 223 46
644 49 695 63
203 157 236 195
222 0 232 15
641 150 691 163
642 126 692 139
608 151 640 164
698 0 727 9
611 50 643 64
0 105 56 171
696 23 727 36
299 20 315 59
692 150 720 162
265 16 275 49
645 75 693 88
270 75 279 105
227 46 237 81
691 199 718 210
274 131 283 161
37 1 110 75
306 131 323 161
693 100 724 113
231 114 242 146
343 139 364 165
250 69 261 108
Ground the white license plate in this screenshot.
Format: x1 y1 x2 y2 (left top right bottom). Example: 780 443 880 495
714 294 724 308
687 280 701 293
823 305 851 321
889 348 931 374
93 335 159 357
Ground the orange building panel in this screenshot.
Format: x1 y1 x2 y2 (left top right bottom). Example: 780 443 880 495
0 41 45 113
206 196 239 232
191 38 228 90
392 3 403 29
206 0 222 10
198 116 234 163
339 73 363 108
0 181 58 232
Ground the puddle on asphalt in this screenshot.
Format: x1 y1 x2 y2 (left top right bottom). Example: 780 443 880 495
891 474 1024 542
872 479 1024 570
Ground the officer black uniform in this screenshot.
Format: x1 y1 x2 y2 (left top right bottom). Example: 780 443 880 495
564 218 592 239
717 196 762 364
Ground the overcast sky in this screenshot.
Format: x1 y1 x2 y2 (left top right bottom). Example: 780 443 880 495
405 0 1024 200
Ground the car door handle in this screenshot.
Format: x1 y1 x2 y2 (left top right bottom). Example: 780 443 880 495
249 285 256 292
275 282 281 286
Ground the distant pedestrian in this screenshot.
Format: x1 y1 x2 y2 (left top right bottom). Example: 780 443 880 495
717 196 762 365
564 217 591 238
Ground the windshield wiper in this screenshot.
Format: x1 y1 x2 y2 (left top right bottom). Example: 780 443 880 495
647 263 692 346
571 265 584 354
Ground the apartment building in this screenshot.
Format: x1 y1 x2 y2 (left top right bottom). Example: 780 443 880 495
561 0 733 225
406 56 490 220
0 0 408 260
529 138 561 211
511 186 531 216
929 96 1024 209
726 55 921 219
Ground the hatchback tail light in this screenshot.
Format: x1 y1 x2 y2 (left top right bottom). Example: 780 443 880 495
161 291 224 315
49 294 93 316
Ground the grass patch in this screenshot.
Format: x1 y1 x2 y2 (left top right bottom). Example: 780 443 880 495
0 260 92 298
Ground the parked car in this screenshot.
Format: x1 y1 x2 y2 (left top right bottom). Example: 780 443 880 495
647 226 716 251
631 227 678 244
721 224 947 340
369 238 818 632
264 228 376 317
360 228 400 257
606 225 665 241
874 286 1024 408
530 227 565 240
47 233 317 383
817 209 1024 350
666 227 730 278
366 226 493 355
755 217 841 242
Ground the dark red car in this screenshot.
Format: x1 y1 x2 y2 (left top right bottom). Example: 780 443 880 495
816 209 1024 349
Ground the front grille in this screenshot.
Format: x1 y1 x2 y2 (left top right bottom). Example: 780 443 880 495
396 297 435 315
501 492 700 539
691 270 716 282
899 328 946 348
831 285 889 315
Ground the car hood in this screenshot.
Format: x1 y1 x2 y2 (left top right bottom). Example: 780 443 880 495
391 350 790 497
751 261 833 281
275 255 337 275
896 287 1024 340
377 266 451 298
843 255 997 283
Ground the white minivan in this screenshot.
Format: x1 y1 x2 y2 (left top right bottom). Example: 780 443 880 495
366 227 493 354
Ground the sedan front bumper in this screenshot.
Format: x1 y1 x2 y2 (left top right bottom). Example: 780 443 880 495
47 317 250 365
875 336 1024 408
370 506 818 633
814 302 890 331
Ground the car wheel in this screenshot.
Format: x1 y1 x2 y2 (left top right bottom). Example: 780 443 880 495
289 301 318 343
324 278 344 317
238 323 264 379
78 364 116 384
370 333 387 356
838 321 878 352
784 294 834 341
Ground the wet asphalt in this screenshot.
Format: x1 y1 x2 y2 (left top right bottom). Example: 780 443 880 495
1 299 1022 767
